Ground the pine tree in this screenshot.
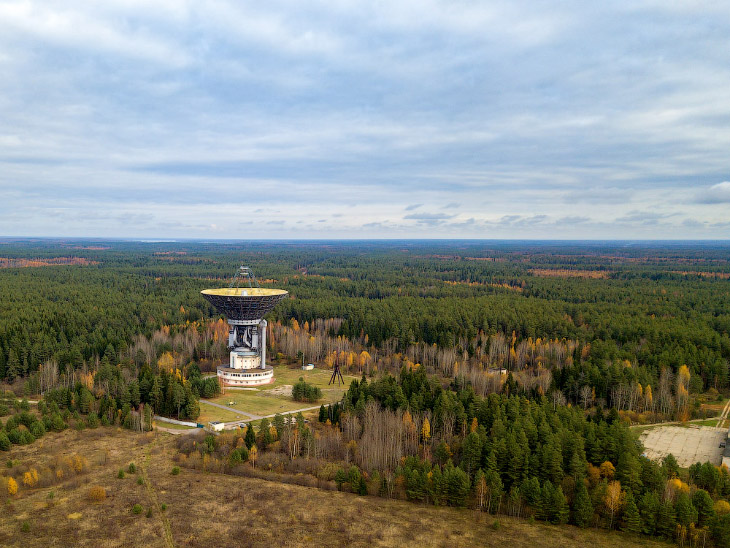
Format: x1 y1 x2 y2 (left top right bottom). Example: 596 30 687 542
621 490 641 534
462 431 482 478
675 492 698 528
551 486 569 524
656 500 677 539
150 377 163 414
692 489 715 527
572 481 593 528
244 423 256 449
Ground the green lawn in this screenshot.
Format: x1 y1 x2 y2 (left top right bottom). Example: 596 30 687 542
197 405 246 424
266 365 358 389
202 365 354 420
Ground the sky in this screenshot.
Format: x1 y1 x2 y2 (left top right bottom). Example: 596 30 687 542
0 1 729 239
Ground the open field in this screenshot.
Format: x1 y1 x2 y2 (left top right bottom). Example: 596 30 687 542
265 365 359 389
202 365 355 421
0 427 671 548
196 405 245 424
639 425 726 467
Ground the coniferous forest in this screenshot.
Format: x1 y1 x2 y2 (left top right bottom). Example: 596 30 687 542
1 239 730 545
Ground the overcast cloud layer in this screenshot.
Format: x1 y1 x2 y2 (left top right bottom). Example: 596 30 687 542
1 1 729 239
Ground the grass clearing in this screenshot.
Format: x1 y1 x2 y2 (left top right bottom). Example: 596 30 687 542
196 406 244 424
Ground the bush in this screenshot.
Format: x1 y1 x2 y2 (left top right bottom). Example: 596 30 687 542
137 476 144 485
86 413 100 428
21 521 30 533
146 507 153 518
88 486 106 502
132 504 143 514
117 469 125 479
491 520 500 531
171 466 180 476
161 503 167 511
0 431 10 451
128 463 136 474
292 378 322 403
29 421 46 438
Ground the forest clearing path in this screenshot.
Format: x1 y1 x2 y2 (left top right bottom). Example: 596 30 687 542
143 441 175 548
716 398 730 428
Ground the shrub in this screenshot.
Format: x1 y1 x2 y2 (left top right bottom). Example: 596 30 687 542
161 503 167 511
171 466 180 476
492 520 500 531
21 521 30 533
132 504 143 514
7 477 18 496
137 476 144 485
292 378 322 403
86 413 100 428
146 507 153 518
88 486 106 502
117 469 125 479
30 421 46 438
0 431 10 451
128 463 136 474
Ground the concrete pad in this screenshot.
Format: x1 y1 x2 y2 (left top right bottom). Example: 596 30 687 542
640 425 726 467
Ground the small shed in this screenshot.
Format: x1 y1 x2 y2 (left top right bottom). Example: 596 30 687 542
208 421 225 432
302 363 315 371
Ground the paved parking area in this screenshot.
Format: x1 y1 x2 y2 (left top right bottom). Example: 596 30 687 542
640 425 727 467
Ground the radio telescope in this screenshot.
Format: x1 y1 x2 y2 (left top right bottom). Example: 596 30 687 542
201 266 288 386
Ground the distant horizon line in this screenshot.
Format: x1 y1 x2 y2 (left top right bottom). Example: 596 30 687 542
2 236 730 244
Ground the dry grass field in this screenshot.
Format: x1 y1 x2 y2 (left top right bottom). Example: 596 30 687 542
0 427 671 548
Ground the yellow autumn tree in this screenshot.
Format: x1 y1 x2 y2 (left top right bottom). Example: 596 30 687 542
677 365 691 421
600 461 616 479
23 468 39 488
645 385 653 411
7 477 18 496
158 351 175 372
249 445 258 468
422 417 431 443
470 417 478 433
605 480 624 529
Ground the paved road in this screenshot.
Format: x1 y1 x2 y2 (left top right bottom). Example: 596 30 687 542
222 405 323 428
155 424 200 435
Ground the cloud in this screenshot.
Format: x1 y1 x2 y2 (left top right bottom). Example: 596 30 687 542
0 2 729 238
696 182 730 204
615 211 679 225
